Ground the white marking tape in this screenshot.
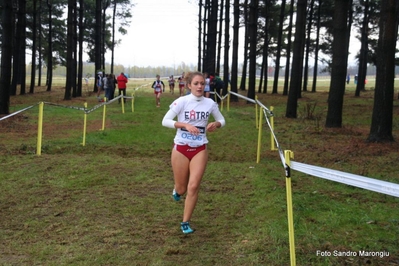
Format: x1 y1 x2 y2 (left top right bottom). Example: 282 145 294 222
229 91 256 103
0 105 38 121
290 161 399 198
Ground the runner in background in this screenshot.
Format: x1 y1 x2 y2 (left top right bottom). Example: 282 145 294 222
168 75 176 94
178 72 186 96
152 75 165 107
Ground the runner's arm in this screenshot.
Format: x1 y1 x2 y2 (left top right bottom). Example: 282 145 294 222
212 108 225 128
162 109 177 128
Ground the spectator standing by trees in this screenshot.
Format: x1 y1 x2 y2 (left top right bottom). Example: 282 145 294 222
101 74 109 102
116 72 128 103
96 72 103 101
204 72 211 98
106 73 116 101
213 73 224 102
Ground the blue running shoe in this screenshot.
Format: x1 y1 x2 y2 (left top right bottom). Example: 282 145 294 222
172 189 181 201
181 222 194 234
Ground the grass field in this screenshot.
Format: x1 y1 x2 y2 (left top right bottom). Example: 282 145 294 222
0 78 399 265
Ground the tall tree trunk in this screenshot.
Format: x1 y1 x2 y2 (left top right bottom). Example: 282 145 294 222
111 2 117 74
396 3 399 100
262 10 269 94
230 0 240 101
94 0 102 92
286 0 307 118
47 0 53 92
11 0 19 95
101 1 109 71
367 0 397 142
325 0 350 127
19 0 26 95
240 0 249 91
77 0 84 97
0 0 13 114
346 0 353 63
355 0 369 96
311 0 322 93
258 56 265 93
204 0 218 74
11 0 26 96
259 2 269 94
197 0 203 72
222 0 230 96
216 0 224 74
302 0 315 92
246 0 258 101
29 0 37 94
272 0 286 94
283 0 294 96
202 0 209 72
65 0 75 100
37 0 42 87
72 0 78 97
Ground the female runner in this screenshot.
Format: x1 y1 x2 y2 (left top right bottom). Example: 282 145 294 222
162 71 225 234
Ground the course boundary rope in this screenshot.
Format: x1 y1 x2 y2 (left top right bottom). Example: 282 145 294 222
290 161 399 197
2 87 398 198
210 89 399 196
0 104 38 121
0 84 150 118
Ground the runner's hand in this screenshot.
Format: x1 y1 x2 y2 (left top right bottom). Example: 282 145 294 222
185 124 200 135
206 122 218 132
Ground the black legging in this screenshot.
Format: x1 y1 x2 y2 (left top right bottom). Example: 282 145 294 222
118 89 126 102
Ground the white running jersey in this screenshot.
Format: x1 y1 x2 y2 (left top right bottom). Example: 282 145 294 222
153 80 162 92
169 94 223 147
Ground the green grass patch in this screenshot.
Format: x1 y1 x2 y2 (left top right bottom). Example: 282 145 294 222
0 83 398 265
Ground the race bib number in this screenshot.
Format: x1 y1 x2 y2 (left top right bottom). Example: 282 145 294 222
180 126 205 142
